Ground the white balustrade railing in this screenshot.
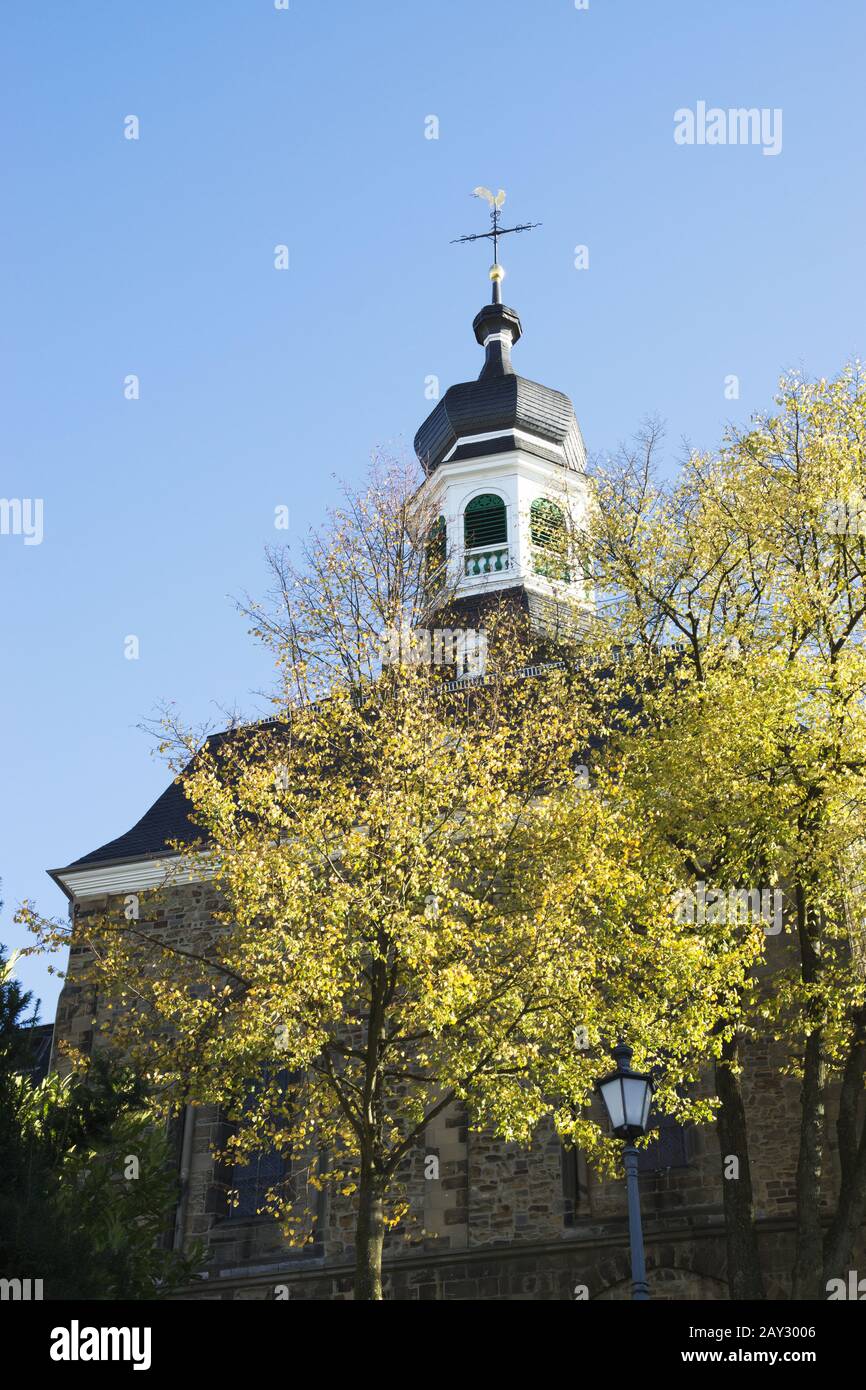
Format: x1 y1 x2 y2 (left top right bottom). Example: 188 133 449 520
464 545 509 577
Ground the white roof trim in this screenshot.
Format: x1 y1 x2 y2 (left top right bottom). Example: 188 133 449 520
55 855 212 900
441 429 565 464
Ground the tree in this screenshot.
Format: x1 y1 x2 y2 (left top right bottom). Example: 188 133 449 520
24 460 753 1299
583 366 866 1298
0 944 201 1299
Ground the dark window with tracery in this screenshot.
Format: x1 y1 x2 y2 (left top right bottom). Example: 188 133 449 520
224 1069 295 1221
636 1115 691 1173
229 1146 291 1220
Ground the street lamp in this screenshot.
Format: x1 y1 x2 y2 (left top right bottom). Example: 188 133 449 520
596 1041 654 1301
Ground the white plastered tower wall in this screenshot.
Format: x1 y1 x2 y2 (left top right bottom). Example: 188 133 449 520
417 440 593 614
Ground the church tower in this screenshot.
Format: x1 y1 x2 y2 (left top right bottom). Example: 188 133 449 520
414 247 591 637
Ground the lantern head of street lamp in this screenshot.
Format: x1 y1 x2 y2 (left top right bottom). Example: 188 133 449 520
596 1042 654 1141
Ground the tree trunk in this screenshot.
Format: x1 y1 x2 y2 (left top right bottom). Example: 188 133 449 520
823 1138 866 1285
791 881 827 1301
715 1036 766 1299
791 1030 827 1298
354 1160 386 1300
822 1020 866 1284
352 930 390 1300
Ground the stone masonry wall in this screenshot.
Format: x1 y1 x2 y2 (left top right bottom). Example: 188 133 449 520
51 877 860 1300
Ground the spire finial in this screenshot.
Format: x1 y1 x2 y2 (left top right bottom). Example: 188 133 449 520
451 188 541 304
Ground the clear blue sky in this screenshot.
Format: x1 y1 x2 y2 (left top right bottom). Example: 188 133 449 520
2 0 864 1016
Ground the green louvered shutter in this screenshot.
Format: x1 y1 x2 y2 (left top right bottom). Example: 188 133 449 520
530 497 569 580
464 494 507 549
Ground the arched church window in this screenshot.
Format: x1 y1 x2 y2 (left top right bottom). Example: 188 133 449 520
464 493 507 549
220 1069 296 1222
530 497 570 581
561 1143 588 1227
463 494 509 577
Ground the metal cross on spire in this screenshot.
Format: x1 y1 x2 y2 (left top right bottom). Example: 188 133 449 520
451 188 541 303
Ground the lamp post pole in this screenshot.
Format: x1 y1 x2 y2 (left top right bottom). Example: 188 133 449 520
595 1040 654 1303
623 1141 650 1301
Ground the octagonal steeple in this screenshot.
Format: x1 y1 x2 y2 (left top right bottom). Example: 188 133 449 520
415 285 592 629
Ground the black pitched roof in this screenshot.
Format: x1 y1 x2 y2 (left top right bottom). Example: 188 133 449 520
65 776 200 869
51 644 614 886
436 585 588 650
52 722 301 880
53 729 241 874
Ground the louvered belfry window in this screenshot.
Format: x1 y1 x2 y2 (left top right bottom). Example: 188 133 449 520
464 493 507 550
530 497 566 549
531 497 569 581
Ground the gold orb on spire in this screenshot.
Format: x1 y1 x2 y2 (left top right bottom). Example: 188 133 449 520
489 263 505 282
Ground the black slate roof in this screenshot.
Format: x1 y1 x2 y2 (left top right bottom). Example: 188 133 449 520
52 634 602 885
415 374 585 473
63 776 201 869
52 721 302 880
414 300 586 474
53 729 240 874
437 585 588 647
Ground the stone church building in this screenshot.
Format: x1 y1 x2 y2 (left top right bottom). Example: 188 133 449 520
47 274 829 1301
